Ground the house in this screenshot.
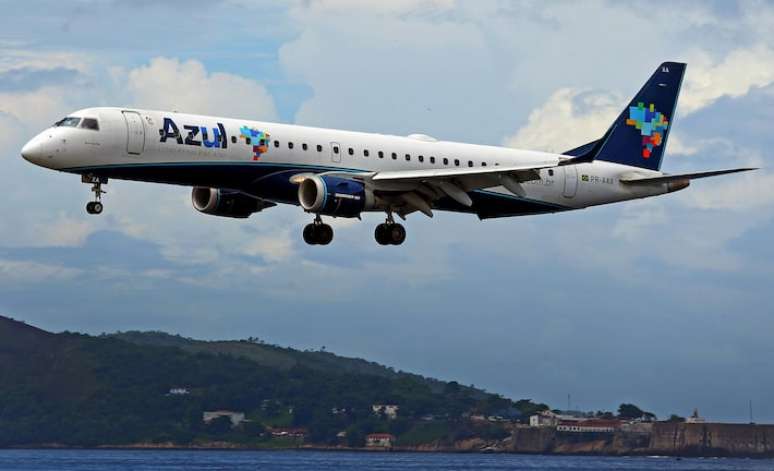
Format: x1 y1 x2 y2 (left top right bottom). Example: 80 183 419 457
167 387 189 396
366 433 396 448
269 427 307 438
556 419 621 433
202 411 246 427
530 410 559 427
686 408 706 424
372 404 399 420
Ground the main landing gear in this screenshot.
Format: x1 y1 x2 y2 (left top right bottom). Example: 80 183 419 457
82 175 107 215
303 215 334 245
374 213 406 246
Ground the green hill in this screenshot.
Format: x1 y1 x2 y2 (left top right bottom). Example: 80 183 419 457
0 316 546 448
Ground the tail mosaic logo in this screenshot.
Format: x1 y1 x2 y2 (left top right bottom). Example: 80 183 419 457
625 102 669 159
240 126 270 160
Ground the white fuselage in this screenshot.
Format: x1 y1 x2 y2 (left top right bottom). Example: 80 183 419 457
21 107 674 219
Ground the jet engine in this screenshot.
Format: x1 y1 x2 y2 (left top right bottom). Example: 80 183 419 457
192 187 273 218
298 175 375 218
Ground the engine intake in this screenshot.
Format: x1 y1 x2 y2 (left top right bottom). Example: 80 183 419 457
192 187 272 218
298 175 374 218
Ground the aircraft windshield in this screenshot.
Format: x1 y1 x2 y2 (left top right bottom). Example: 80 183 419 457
54 117 81 127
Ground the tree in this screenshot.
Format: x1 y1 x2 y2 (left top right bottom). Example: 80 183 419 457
617 403 656 420
666 414 685 423
205 416 233 435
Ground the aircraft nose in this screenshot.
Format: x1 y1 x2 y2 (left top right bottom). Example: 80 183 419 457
20 139 40 163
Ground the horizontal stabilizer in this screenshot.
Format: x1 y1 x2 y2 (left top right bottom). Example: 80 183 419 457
620 168 757 185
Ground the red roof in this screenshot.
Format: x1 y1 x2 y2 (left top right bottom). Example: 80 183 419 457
367 433 396 439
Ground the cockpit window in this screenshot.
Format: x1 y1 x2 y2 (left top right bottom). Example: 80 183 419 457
54 117 81 127
81 118 99 131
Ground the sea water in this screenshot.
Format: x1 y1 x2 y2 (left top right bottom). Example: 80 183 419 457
0 449 771 471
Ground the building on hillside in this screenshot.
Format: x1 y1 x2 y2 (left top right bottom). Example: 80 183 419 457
202 411 246 427
372 404 399 420
269 427 307 438
167 387 189 396
366 433 396 448
686 408 706 424
556 419 621 433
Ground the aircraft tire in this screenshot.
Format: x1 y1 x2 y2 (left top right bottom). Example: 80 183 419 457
389 224 406 245
303 224 318 245
92 202 103 214
318 224 333 245
375 224 390 245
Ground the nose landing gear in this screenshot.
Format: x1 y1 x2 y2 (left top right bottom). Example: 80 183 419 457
303 215 334 245
375 213 406 246
82 174 107 215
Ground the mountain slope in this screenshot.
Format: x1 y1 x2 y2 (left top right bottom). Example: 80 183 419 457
0 316 531 447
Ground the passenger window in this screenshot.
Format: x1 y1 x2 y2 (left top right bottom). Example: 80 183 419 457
482 162 487 167
274 140 280 148
245 137 251 145
443 158 449 165
81 118 99 130
288 142 294 149
405 154 410 161
548 169 554 176
333 146 339 154
430 156 436 164
348 148 354 155
454 159 460 166
391 152 397 160
364 150 369 157
418 155 424 163
378 151 384 158
317 144 322 152
231 136 237 144
468 161 473 167
259 139 266 146
302 143 308 151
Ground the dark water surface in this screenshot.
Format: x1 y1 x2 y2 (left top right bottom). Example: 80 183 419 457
0 449 772 471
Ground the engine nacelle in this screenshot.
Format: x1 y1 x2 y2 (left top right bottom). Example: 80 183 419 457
192 187 270 218
298 175 374 218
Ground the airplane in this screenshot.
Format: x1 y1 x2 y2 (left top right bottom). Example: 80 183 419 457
21 62 755 246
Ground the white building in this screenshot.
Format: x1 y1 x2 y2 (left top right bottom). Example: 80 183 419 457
372 404 399 420
168 388 189 396
686 408 705 424
366 433 395 448
202 410 246 427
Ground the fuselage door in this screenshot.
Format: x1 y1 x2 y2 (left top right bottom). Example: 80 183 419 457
330 142 341 163
122 111 145 156
563 165 578 198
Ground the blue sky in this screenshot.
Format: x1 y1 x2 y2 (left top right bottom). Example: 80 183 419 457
1 0 773 422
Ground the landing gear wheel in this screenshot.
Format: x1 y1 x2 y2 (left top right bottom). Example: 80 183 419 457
375 224 390 245
388 223 406 245
303 217 334 246
374 223 406 245
82 174 107 216
303 224 318 245
317 224 333 245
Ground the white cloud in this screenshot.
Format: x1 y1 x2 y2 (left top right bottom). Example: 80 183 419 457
0 259 80 283
124 57 278 121
681 45 774 115
504 88 620 153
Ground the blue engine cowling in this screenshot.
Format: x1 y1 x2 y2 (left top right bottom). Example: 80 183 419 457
192 187 275 218
298 175 374 218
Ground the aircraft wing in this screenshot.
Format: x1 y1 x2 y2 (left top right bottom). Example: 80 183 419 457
304 157 587 217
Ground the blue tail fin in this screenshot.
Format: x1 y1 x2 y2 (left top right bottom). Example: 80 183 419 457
576 62 686 171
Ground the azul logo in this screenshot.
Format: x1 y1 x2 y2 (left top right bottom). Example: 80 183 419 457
159 118 228 149
240 126 270 160
625 102 668 159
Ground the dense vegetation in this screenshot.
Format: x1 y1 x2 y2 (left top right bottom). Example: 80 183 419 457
0 316 547 447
